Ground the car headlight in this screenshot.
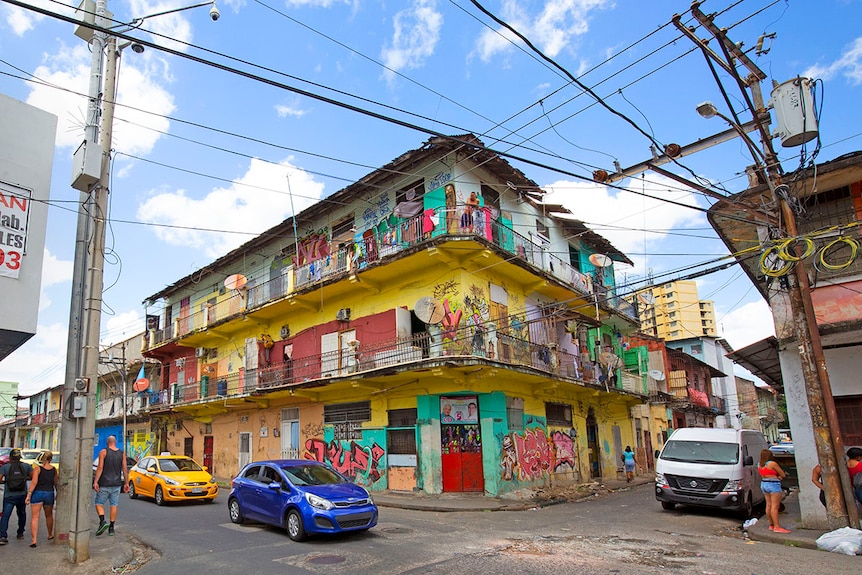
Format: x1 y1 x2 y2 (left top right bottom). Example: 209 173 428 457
655 473 669 488
305 493 333 510
163 477 180 486
724 479 742 491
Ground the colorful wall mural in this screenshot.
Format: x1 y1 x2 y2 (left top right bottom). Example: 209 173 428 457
499 426 579 482
304 432 387 487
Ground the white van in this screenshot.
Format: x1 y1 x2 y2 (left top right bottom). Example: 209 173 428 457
655 428 769 517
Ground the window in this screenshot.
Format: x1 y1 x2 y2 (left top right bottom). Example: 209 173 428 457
668 311 677 318
396 179 424 204
242 465 261 481
507 397 524 431
836 396 862 446
691 344 703 355
387 408 417 455
324 401 371 423
481 184 499 209
667 301 675 308
331 217 355 242
545 402 572 426
669 321 678 327
568 246 581 271
536 219 549 239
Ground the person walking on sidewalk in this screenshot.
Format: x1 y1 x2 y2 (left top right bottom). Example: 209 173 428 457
759 449 790 533
93 435 129 536
622 446 640 483
26 450 58 547
0 448 33 544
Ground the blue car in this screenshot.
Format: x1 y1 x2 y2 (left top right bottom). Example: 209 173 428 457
228 460 378 541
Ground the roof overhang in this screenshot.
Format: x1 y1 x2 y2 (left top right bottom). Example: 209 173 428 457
725 336 782 390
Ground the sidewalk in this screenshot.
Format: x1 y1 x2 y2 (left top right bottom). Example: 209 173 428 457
744 489 826 550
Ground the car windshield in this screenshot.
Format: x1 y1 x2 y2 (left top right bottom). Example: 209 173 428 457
159 458 202 472
660 440 740 465
280 464 346 486
22 451 40 460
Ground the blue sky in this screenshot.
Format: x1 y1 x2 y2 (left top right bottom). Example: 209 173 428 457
1 0 861 395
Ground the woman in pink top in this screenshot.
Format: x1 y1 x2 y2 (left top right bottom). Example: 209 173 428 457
758 449 789 533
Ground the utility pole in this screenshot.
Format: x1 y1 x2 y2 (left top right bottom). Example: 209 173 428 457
679 2 858 529
58 0 109 562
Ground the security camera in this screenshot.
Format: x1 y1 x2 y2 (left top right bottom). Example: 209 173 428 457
131 43 145 54
209 4 220 21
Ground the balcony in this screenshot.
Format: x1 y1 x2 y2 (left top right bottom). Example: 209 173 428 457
145 207 637 351
147 323 647 411
96 393 150 421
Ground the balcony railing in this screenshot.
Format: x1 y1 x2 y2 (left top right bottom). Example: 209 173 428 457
147 326 647 410
146 207 637 349
95 393 149 421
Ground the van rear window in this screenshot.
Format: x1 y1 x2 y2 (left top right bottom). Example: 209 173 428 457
660 440 739 465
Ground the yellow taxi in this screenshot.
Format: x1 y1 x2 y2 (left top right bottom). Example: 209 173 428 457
128 454 218 505
19 450 43 469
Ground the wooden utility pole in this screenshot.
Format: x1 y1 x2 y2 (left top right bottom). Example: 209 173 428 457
681 1 858 529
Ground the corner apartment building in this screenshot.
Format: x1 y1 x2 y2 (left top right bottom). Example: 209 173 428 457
140 135 646 496
632 280 717 341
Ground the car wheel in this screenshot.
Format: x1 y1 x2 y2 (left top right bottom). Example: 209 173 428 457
286 509 306 542
661 501 676 510
128 482 138 499
155 485 165 506
228 498 244 524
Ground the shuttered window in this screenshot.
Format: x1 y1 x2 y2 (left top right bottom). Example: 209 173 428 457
323 401 371 423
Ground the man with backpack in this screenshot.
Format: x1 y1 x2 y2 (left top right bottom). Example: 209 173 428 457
0 448 33 544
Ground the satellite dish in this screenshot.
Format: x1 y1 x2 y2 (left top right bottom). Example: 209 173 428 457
589 253 612 268
224 274 248 291
133 377 150 392
414 296 445 324
649 369 666 381
638 292 656 306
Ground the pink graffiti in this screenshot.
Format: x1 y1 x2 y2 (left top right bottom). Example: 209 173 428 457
293 234 331 267
304 438 385 484
551 430 577 471
512 429 553 481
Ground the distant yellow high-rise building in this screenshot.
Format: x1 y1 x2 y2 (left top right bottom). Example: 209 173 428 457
632 280 717 341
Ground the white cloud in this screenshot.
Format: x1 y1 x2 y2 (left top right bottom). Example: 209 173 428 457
275 101 308 118
0 322 69 396
38 248 74 312
804 37 862 84
474 0 609 62
716 299 775 351
1 0 73 36
380 0 443 82
102 310 143 347
27 43 175 155
542 173 705 273
136 158 325 258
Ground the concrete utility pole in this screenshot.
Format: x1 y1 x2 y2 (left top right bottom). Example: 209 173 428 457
679 2 859 529
58 0 110 563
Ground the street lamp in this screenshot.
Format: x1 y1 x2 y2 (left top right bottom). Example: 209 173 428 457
59 0 220 563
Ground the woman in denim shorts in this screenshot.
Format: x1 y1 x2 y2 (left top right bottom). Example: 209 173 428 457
25 451 58 547
758 449 789 534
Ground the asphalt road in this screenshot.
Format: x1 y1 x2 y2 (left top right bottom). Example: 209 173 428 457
123 485 855 575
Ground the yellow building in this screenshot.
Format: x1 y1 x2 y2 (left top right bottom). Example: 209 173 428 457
141 135 648 496
633 280 716 341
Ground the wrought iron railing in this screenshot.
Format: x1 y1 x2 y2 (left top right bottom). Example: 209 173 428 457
146 326 647 410
145 207 636 350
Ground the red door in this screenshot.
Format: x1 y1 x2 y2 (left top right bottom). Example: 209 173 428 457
441 424 483 492
203 436 214 474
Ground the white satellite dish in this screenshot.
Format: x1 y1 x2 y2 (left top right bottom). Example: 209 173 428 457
648 369 666 381
638 292 656 306
224 274 248 291
589 253 612 268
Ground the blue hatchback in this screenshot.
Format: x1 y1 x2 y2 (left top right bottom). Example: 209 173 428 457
228 460 378 541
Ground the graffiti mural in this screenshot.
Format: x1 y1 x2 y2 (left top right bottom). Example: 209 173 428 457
433 278 459 300
550 429 578 472
463 285 496 358
293 233 331 267
500 428 554 482
305 438 385 485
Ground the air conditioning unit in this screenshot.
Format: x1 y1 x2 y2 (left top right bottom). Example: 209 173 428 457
195 347 207 358
336 308 351 322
